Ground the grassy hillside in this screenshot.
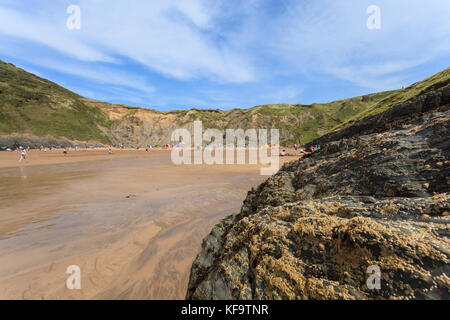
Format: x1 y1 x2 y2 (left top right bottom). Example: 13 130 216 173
173 92 396 145
329 67 450 132
0 61 111 144
1 59 447 147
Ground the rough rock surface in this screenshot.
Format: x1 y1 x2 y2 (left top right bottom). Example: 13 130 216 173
186 105 450 300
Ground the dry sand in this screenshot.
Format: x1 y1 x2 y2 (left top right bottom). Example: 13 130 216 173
0 149 297 299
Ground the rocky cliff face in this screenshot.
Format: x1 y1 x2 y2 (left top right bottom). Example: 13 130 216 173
186 98 450 299
86 96 389 147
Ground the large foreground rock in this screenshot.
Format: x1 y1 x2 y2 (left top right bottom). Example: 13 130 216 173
186 106 450 300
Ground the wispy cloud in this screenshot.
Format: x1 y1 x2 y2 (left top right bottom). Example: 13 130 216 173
31 58 155 93
0 6 113 62
0 0 449 108
263 86 304 103
271 0 450 88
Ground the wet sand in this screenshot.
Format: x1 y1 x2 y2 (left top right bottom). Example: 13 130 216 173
0 150 297 299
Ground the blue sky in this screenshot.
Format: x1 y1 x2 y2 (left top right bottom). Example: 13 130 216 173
0 0 449 111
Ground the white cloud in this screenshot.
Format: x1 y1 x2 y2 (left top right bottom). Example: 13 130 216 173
82 0 255 83
0 0 449 101
271 0 450 88
0 0 255 83
0 6 114 62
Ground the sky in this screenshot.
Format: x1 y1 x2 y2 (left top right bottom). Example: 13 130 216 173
0 0 449 111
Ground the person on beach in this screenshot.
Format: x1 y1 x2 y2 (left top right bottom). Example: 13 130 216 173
63 148 68 156
19 149 27 163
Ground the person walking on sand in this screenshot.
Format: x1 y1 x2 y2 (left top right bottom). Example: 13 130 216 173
63 148 68 156
19 148 27 163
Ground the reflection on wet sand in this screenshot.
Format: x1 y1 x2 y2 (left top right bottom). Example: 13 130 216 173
0 150 294 299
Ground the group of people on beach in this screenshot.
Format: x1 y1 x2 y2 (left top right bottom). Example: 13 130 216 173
16 145 71 163
12 142 322 164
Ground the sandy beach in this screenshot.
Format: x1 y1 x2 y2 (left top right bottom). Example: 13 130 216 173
0 149 296 299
